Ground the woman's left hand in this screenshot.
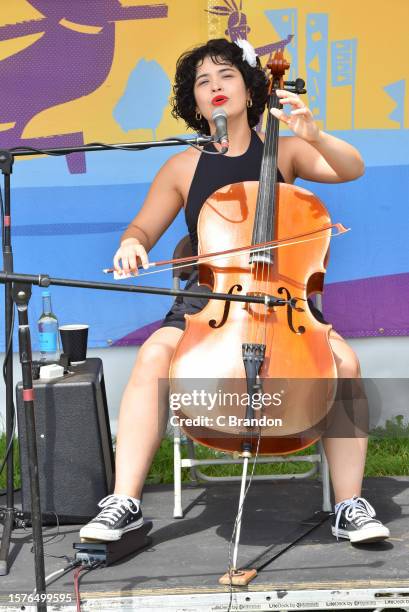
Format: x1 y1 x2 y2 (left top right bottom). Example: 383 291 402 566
270 90 320 143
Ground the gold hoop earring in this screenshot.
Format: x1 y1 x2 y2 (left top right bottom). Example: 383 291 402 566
247 98 253 108
195 111 202 121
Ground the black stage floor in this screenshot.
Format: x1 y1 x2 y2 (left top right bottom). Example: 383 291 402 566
1 477 409 611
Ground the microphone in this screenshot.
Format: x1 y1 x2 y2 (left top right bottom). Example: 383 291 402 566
211 108 229 154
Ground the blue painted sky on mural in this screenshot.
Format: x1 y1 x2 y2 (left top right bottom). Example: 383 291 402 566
113 59 170 137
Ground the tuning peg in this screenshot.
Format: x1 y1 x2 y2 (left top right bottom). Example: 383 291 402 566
284 78 307 94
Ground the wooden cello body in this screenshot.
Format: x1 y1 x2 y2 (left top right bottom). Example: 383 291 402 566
169 53 338 455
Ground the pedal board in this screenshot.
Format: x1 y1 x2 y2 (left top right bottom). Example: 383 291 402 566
73 520 153 566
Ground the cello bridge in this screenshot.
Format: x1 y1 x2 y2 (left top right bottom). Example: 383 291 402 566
246 292 273 317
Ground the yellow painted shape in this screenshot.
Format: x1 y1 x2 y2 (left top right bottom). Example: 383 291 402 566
0 0 44 26
308 54 320 73
58 18 103 35
0 122 16 132
207 0 224 40
0 32 44 62
327 86 353 130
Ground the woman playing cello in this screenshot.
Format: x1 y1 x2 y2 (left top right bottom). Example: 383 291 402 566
80 38 389 544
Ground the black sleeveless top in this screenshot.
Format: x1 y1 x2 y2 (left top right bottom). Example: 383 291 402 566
161 130 325 329
185 129 284 255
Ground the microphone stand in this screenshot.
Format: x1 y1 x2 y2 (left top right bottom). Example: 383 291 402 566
0 133 284 605
0 133 215 584
0 149 17 578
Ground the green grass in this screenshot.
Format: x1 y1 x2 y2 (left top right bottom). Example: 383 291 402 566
365 415 409 477
0 436 20 489
1 416 408 489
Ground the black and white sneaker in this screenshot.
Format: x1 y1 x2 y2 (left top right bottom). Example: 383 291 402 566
79 494 143 541
332 496 390 543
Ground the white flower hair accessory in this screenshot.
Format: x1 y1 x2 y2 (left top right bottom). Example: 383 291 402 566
234 38 258 67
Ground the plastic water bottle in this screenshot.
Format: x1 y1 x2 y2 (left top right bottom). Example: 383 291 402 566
38 290 59 362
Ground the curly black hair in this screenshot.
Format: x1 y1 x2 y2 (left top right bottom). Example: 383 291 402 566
171 38 268 135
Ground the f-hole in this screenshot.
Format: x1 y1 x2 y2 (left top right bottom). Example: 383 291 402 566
209 284 243 328
278 286 305 334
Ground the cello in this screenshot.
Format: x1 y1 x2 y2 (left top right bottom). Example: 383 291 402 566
169 49 339 457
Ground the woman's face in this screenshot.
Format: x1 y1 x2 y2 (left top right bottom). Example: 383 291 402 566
193 55 250 129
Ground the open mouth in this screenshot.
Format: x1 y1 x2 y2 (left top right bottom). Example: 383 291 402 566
212 95 229 106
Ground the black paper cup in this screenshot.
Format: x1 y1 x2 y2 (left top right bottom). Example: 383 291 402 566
59 324 89 365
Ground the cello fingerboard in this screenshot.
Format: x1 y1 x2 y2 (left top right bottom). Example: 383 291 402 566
251 89 280 265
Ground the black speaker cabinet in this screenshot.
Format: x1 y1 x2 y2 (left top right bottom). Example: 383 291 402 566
16 358 115 524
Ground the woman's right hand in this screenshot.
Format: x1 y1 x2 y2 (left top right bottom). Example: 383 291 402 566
113 238 149 275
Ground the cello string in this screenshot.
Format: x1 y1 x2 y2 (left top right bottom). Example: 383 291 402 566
262 86 280 351
264 85 277 349
267 94 281 361
256 135 266 348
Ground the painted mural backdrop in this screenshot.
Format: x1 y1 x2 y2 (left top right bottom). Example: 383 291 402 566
0 0 408 351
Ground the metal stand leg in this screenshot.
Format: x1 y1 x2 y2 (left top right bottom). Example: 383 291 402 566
0 153 16 577
318 440 332 512
12 283 47 610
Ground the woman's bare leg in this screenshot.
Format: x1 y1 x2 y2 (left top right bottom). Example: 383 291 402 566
113 326 183 499
323 330 367 504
